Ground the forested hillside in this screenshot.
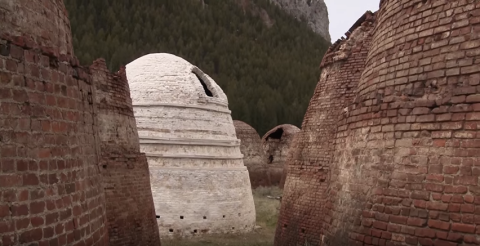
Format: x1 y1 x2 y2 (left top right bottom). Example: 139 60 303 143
65 0 330 135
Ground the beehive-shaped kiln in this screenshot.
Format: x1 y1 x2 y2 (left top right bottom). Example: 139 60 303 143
277 0 480 245
0 1 109 244
0 1 161 245
233 120 269 187
126 53 256 237
233 120 265 167
262 124 300 166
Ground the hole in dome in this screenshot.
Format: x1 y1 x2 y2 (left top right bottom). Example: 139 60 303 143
180 216 184 219
223 215 226 218
156 215 160 218
169 229 173 233
192 70 213 97
193 229 197 233
203 216 207 219
266 128 284 140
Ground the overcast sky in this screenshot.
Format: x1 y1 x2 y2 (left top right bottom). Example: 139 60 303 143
324 0 380 42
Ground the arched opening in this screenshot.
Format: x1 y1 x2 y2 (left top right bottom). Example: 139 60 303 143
266 128 284 140
192 68 214 97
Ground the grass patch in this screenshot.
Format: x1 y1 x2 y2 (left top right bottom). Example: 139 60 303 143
161 186 282 246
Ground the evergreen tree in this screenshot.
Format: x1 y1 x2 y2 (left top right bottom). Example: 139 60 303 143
65 0 330 135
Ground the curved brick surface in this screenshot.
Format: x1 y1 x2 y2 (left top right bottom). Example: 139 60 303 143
277 0 480 245
127 54 256 238
262 124 300 166
275 12 375 245
261 124 300 187
233 120 273 188
0 1 107 245
91 59 161 246
234 120 264 167
0 1 161 245
0 0 74 58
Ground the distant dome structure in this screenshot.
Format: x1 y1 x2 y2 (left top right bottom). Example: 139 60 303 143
261 124 300 186
233 120 265 167
234 120 271 187
126 53 256 237
262 124 300 166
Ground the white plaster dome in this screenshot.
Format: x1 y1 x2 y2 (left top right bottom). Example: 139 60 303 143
126 53 256 238
127 53 228 106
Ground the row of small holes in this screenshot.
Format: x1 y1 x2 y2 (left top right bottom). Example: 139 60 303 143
178 215 233 219
167 214 244 233
168 227 240 233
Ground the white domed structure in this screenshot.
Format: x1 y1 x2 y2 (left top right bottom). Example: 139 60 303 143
126 53 256 237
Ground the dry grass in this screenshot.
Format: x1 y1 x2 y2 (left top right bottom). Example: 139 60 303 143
161 186 282 246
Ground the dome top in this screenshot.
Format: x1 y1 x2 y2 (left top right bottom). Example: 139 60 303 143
233 120 260 136
126 53 228 107
262 124 300 142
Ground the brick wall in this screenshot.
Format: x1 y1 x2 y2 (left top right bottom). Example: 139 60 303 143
0 1 160 245
91 60 161 246
275 11 376 246
0 1 108 244
277 0 480 245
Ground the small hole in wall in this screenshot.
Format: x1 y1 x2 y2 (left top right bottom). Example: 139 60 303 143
180 216 184 219
156 215 160 218
203 216 207 219
169 229 173 233
232 227 235 230
301 228 305 233
102 165 107 169
193 229 197 233
238 213 241 216
268 155 273 164
284 224 288 228
223 215 225 218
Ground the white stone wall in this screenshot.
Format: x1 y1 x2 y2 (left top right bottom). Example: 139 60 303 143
126 53 256 237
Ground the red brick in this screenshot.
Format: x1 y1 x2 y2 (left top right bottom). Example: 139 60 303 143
428 220 450 230
19 228 43 243
30 201 45 214
451 223 475 233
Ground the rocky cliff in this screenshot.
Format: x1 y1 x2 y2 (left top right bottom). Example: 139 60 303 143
270 0 330 41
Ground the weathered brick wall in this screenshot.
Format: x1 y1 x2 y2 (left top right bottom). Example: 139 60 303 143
233 120 269 187
261 124 300 187
0 1 108 245
274 12 376 246
278 0 480 245
326 0 480 245
0 1 161 245
91 59 161 246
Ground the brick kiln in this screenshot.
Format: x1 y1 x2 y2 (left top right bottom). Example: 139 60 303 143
0 0 160 245
126 53 256 238
233 120 269 187
262 124 300 187
277 0 480 245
